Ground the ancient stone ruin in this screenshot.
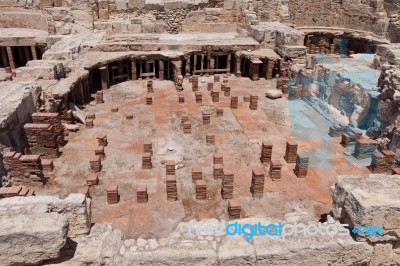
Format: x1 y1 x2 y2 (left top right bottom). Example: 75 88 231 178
0 0 399 265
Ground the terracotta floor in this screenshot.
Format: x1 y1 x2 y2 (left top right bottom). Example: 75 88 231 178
41 76 371 238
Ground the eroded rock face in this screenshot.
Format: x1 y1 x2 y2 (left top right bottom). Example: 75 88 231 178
378 65 400 152
331 174 400 243
56 217 375 266
0 193 91 237
0 212 68 266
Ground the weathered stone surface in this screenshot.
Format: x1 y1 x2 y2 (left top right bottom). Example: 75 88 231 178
266 89 283 99
0 193 91 237
0 212 68 266
152 243 218 265
253 228 373 265
331 174 400 242
219 235 256 265
68 223 123 265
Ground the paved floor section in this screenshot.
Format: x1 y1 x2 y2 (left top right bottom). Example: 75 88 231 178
39 76 370 238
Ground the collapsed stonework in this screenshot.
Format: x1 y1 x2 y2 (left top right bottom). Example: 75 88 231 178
0 174 399 265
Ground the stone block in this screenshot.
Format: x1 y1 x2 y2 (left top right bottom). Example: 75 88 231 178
252 220 373 265
98 8 109 19
331 174 400 242
0 213 68 265
128 0 145 9
164 0 187 9
115 0 128 10
219 235 256 265
127 23 142 33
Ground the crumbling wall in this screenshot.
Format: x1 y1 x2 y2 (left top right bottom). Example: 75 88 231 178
0 212 68 266
331 174 400 265
0 193 91 237
288 0 391 39
377 64 400 152
52 218 374 265
0 84 42 182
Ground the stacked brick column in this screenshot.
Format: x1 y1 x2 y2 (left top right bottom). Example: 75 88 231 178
89 155 102 172
183 121 191 134
97 134 108 146
137 185 148 203
251 168 265 198
211 90 219 102
354 139 378 159
206 133 215 144
269 160 282 180
195 180 207 199
146 95 153 105
228 199 241 219
147 80 154 93
195 92 202 104
284 141 298 163
86 173 98 186
192 75 199 92
294 155 309 178
192 166 202 181
213 153 224 179
260 141 273 163
230 96 238 109
222 167 234 199
178 93 184 103
143 141 153 154
166 174 178 201
107 185 119 204
96 91 104 103
95 146 105 159
24 123 60 159
224 86 231 97
249 95 258 110
202 112 211 125
3 152 44 186
142 153 152 169
32 113 64 145
370 150 397 173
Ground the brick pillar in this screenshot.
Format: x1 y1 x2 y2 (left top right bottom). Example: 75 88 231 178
100 66 108 90
266 60 274 79
235 55 241 77
131 59 137 80
24 123 60 159
172 60 183 90
0 47 9 67
159 60 164 80
31 46 38 60
226 53 231 74
209 56 215 75
6 47 15 69
250 62 260 81
185 55 190 78
24 46 31 62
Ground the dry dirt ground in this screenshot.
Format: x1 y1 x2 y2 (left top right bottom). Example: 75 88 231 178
37 76 370 239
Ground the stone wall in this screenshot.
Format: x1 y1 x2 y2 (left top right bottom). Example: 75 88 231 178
0 175 399 265
0 0 398 38
288 0 391 39
377 63 400 152
331 174 400 265
0 212 68 266
0 193 91 237
0 83 42 183
0 11 53 33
